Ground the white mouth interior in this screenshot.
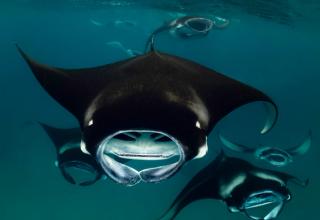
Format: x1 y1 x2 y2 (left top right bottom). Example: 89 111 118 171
242 190 287 220
255 147 292 167
185 18 213 33
96 130 185 186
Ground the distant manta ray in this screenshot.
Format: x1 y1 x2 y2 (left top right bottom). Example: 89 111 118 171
219 130 312 167
90 18 137 29
145 15 230 52
17 44 277 186
38 123 104 186
105 41 142 57
35 122 131 186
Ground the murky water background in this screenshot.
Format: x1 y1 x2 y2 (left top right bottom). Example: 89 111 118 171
0 1 319 219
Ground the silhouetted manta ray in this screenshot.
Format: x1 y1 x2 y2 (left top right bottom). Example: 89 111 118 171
145 16 214 52
38 123 103 186
17 45 277 186
145 16 229 52
159 152 308 220
219 131 312 167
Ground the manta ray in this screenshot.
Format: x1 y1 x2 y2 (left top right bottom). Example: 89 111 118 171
159 152 308 220
38 123 103 186
145 15 229 52
219 131 312 167
17 45 277 186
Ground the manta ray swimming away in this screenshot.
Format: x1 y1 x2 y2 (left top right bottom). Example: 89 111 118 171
17 45 277 186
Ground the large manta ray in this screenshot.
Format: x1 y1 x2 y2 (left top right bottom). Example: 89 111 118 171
159 152 308 220
18 46 277 186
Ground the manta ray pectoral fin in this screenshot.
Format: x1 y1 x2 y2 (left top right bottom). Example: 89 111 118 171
17 45 109 121
287 130 312 156
158 153 226 220
192 59 278 134
219 133 254 153
212 16 230 29
158 185 211 220
37 122 81 152
289 177 309 188
261 102 278 134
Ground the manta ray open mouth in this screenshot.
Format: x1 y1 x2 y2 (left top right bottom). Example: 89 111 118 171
107 132 179 159
96 130 185 186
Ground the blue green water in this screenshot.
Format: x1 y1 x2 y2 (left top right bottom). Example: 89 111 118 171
0 1 319 219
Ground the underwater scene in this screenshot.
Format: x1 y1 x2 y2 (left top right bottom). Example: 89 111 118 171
0 0 320 220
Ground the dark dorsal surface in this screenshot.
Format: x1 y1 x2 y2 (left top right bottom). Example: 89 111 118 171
159 152 306 220
19 47 276 160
